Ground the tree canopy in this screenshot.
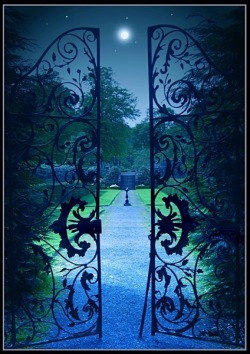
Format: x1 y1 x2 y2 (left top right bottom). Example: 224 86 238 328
98 67 140 163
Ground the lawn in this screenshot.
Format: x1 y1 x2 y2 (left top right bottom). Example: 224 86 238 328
100 189 121 206
75 188 121 207
136 188 168 206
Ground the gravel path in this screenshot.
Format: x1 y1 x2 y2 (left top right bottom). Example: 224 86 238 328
37 190 239 350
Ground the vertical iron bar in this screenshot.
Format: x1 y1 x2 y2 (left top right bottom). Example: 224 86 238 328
139 249 152 338
95 28 102 339
148 26 156 336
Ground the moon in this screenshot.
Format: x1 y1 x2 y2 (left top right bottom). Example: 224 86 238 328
120 30 129 39
118 29 130 41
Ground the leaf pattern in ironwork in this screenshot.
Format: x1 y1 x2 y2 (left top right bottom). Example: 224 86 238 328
80 270 94 291
156 296 175 315
156 194 198 255
49 197 96 258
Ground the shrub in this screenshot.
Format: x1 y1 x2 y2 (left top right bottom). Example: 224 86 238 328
136 167 150 186
101 166 121 187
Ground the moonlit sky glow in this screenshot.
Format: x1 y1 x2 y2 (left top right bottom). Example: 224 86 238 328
9 4 243 127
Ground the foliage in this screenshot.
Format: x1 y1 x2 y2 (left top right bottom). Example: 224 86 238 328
4 8 33 308
4 7 66 325
100 67 140 123
133 146 149 169
131 117 150 150
182 8 245 320
101 166 121 187
188 7 244 94
101 119 131 163
86 66 140 164
136 166 150 187
185 7 245 229
4 7 36 82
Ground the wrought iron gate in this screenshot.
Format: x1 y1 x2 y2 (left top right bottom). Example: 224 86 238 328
4 27 102 348
141 25 245 347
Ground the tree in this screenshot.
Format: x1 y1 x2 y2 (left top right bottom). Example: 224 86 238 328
4 7 36 82
187 7 244 94
131 117 150 150
4 7 53 318
56 66 141 167
129 118 150 183
4 7 82 323
185 7 245 228
99 67 140 163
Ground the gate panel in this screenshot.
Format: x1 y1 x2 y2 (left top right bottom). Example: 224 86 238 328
147 25 245 347
4 27 101 348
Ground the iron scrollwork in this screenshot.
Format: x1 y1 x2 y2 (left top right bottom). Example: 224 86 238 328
48 197 101 334
147 24 245 347
149 25 235 117
155 194 198 256
5 27 101 348
50 197 101 258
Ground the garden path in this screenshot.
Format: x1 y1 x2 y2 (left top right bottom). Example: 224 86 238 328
38 190 236 350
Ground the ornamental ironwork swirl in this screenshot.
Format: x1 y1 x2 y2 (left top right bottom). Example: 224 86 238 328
153 231 244 345
5 27 101 348
10 28 99 117
155 194 198 256
50 197 101 259
4 231 101 347
149 25 236 117
5 26 100 227
146 24 245 348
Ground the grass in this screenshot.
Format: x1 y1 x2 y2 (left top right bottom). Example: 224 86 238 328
70 189 121 207
100 189 121 206
136 188 169 206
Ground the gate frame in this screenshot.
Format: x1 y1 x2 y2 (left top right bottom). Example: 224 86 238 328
140 24 245 348
4 26 102 348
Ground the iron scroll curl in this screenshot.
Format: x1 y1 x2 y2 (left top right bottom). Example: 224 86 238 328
50 196 101 259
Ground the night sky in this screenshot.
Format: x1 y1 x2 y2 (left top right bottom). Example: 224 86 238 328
9 4 242 126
